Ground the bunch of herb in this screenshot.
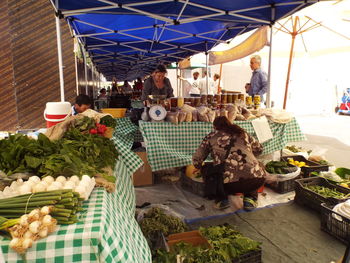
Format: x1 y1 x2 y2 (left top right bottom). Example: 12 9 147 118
153 225 261 263
139 207 187 251
99 115 117 129
73 116 96 132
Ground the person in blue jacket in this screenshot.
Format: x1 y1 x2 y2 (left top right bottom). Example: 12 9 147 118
245 55 268 103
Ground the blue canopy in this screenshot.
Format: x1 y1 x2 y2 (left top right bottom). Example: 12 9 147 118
51 0 321 80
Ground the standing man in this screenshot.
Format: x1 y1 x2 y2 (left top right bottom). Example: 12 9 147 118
246 55 267 102
178 71 200 97
199 71 215 95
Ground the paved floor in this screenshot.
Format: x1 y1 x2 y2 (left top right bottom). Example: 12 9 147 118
294 113 350 167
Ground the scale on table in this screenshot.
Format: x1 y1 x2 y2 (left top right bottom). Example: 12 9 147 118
147 95 167 122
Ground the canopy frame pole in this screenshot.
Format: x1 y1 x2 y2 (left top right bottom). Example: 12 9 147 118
55 11 65 102
283 16 299 110
205 48 209 94
267 5 275 108
74 53 79 95
82 47 89 95
176 62 179 97
266 25 273 108
218 64 223 94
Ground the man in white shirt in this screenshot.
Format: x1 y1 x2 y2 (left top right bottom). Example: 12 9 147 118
213 74 222 94
199 71 215 95
178 71 200 97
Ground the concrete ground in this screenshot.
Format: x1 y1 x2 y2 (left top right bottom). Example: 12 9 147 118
293 113 350 167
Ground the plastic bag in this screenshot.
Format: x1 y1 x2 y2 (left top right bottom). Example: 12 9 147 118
136 204 185 223
265 167 301 182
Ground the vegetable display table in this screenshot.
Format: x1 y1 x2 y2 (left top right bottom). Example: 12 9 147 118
0 142 151 263
139 118 306 172
115 117 143 150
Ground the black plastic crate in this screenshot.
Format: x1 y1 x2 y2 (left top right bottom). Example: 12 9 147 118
281 155 329 176
181 173 205 197
320 203 350 244
233 248 262 263
294 177 350 212
266 176 299 194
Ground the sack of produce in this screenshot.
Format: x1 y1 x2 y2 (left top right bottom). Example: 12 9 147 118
192 110 198 122
178 111 187 123
207 110 216 123
166 112 179 125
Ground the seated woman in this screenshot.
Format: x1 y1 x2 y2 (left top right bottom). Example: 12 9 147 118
192 116 266 211
141 64 174 102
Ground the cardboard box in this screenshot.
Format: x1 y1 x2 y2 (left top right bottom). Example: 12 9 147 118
133 151 153 186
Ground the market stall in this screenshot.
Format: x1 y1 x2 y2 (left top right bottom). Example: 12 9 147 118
0 114 152 262
139 117 305 172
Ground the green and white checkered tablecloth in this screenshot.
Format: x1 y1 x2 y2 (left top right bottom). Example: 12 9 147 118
115 118 143 150
0 145 151 262
139 118 306 172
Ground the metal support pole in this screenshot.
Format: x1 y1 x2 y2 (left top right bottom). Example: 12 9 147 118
266 25 273 108
55 14 65 101
74 54 79 95
83 48 88 95
176 62 179 97
205 52 209 94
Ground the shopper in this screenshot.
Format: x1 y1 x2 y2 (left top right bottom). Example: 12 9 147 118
134 77 143 91
98 88 108 100
192 116 266 210
246 55 268 102
141 64 174 101
121 80 133 95
72 94 91 115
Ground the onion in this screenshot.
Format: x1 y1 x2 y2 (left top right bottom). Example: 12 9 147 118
40 206 51 216
28 176 41 183
28 209 40 221
38 227 48 238
42 215 53 226
32 183 47 193
20 215 29 226
24 180 35 188
22 238 33 249
10 181 18 189
81 175 91 183
23 231 33 239
29 221 41 234
51 181 63 188
75 186 86 199
19 184 32 195
9 238 20 249
42 176 54 185
47 184 60 191
69 175 80 184
56 176 66 184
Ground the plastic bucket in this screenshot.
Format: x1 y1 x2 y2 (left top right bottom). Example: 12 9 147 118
44 102 71 128
101 108 126 118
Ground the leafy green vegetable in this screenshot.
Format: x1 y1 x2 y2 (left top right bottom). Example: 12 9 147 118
265 161 290 174
100 115 117 129
139 207 187 252
73 116 96 132
153 225 261 263
0 127 119 178
335 168 350 180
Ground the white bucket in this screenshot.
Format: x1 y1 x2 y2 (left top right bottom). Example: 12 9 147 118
44 102 72 128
